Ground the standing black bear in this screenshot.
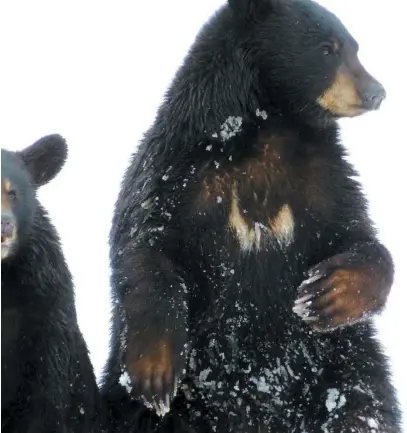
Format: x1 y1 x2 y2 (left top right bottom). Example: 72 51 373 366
102 0 401 431
1 135 104 433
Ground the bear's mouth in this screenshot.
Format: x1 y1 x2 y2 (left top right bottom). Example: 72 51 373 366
341 104 369 117
1 232 16 260
1 234 13 244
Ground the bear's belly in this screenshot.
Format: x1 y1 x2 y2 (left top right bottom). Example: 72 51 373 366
184 326 320 412
180 302 377 432
184 261 321 411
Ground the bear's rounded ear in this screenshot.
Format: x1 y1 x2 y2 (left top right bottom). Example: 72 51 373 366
228 0 279 18
19 134 68 187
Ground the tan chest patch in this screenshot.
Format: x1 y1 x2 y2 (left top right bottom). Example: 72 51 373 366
269 204 295 246
228 187 295 252
229 187 262 252
193 134 339 252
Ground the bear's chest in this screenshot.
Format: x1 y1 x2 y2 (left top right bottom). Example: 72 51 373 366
181 133 353 335
1 305 23 403
1 292 25 370
192 136 341 257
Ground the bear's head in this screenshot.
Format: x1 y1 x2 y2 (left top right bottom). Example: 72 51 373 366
1 135 67 261
227 0 386 124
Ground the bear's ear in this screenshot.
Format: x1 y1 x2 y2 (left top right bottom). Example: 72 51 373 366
228 0 279 17
19 134 68 187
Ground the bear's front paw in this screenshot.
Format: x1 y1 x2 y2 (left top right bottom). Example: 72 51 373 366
124 330 187 415
292 252 390 332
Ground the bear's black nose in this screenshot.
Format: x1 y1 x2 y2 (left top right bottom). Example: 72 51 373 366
361 81 386 110
1 216 15 239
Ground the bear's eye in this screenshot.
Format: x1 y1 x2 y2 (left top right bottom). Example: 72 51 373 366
321 41 340 57
322 43 335 56
8 190 17 201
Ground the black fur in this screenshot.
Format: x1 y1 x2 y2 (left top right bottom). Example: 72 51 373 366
102 0 401 431
1 135 105 433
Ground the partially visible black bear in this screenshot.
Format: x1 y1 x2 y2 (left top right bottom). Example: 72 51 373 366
102 0 402 432
1 135 104 433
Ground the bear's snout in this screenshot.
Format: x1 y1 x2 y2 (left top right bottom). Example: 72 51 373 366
1 214 15 240
359 77 386 111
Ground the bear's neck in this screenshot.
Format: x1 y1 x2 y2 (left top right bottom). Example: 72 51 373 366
155 49 335 152
156 41 258 137
1 206 74 307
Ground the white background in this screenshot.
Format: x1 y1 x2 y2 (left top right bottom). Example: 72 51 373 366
1 0 406 429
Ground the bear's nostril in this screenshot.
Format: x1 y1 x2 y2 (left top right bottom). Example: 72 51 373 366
370 94 384 110
362 82 386 110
